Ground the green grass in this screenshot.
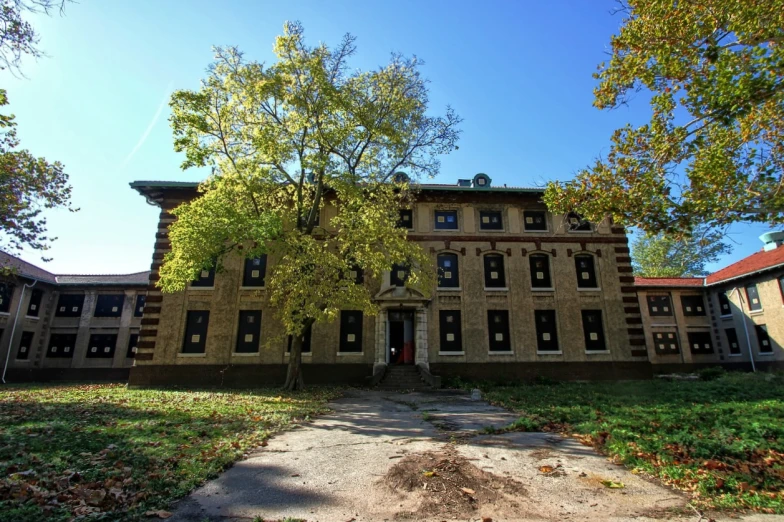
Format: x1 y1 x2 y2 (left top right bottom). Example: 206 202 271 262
0 383 340 522
453 372 784 513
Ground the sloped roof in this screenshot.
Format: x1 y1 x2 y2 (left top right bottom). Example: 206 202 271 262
0 252 57 283
706 247 784 286
0 251 148 286
129 180 545 193
634 277 705 288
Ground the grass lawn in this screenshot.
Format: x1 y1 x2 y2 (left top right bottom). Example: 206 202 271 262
458 372 784 513
0 383 340 522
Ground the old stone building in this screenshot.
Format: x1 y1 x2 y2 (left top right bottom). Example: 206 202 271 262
128 174 649 387
636 231 784 372
0 253 148 381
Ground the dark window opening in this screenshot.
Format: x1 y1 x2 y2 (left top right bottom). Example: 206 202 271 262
27 289 43 317
652 330 680 354
718 292 732 316
746 284 762 311
566 212 592 231
287 324 312 354
236 310 262 353
681 295 706 316
535 310 559 352
398 209 413 229
0 283 12 313
134 294 146 317
575 255 598 288
17 331 34 360
191 266 216 287
182 310 210 353
127 333 139 358
55 294 85 318
243 256 267 287
581 310 606 351
479 210 503 230
687 331 714 354
47 333 77 358
523 211 547 231
348 265 364 285
94 295 125 317
390 263 410 287
86 333 118 358
487 310 511 352
756 324 772 353
437 253 459 288
725 328 741 355
434 210 458 230
439 310 463 352
339 311 363 353
529 254 552 288
647 295 673 316
484 254 506 288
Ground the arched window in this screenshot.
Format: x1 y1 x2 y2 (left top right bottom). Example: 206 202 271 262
529 254 552 288
483 254 506 288
574 254 597 288
437 253 459 288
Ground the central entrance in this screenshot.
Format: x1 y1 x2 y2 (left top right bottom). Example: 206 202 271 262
387 310 415 365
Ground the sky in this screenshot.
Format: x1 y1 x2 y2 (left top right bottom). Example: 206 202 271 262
5 0 775 275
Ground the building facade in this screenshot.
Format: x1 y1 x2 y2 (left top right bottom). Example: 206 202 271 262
0 253 148 382
127 175 650 387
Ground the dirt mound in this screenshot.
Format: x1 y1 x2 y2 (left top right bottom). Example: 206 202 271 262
382 447 528 519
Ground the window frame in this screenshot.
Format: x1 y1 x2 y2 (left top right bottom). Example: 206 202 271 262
566 212 592 232
724 328 741 355
26 288 43 317
127 333 139 358
338 311 363 354
646 295 673 317
745 284 763 312
86 333 118 358
235 310 262 354
94 294 125 318
581 310 607 352
55 294 85 318
755 324 773 354
134 294 146 317
437 253 460 289
687 331 714 354
242 256 267 287
190 267 216 288
717 291 732 317
438 310 463 354
574 254 598 289
680 294 707 316
478 210 504 231
434 209 459 231
390 263 410 287
534 309 560 353
287 324 312 354
17 331 34 360
652 330 680 355
0 282 12 314
483 254 507 289
523 210 548 232
529 254 552 289
397 209 414 230
46 333 77 358
182 310 210 354
487 310 512 353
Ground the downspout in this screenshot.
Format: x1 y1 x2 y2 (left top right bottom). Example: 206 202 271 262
2 279 37 384
732 287 756 373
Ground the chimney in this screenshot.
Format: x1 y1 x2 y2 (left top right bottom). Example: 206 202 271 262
759 231 784 252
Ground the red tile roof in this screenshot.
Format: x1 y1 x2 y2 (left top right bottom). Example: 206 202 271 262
634 277 705 287
706 247 784 285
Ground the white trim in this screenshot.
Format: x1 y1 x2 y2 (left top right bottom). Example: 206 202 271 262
577 287 601 292
24 316 40 320
284 352 312 357
728 353 743 357
337 351 363 356
188 287 214 291
239 286 266 290
488 351 513 355
567 230 593 234
437 287 462 292
232 352 259 357
758 352 774 356
585 350 611 354
178 352 206 357
749 310 765 315
0 312 9 316
14 359 31 363
651 323 677 327
484 287 509 292
438 351 465 356
720 314 733 320
531 287 555 292
537 351 563 355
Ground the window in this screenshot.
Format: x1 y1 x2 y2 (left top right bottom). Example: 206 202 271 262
27 289 43 317
647 295 673 316
0 283 12 313
127 333 139 358
479 210 503 230
745 284 762 311
437 253 459 288
47 333 76 358
725 328 741 355
339 311 363 353
718 292 732 316
182 311 210 353
755 324 772 353
434 210 458 230
94 295 124 317
487 310 511 352
439 310 463 352
581 310 606 351
529 254 552 288
134 295 146 317
17 331 34 360
236 310 262 353
86 333 118 358
652 331 680 354
349 265 364 285
191 267 215 288
398 209 413 229
484 254 506 288
680 295 706 316
687 331 714 354
575 255 598 288
566 212 591 232
390 263 410 287
780 276 784 303
55 294 85 317
523 211 547 231
243 256 267 287
287 324 312 353
535 310 559 352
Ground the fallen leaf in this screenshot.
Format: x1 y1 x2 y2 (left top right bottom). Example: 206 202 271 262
423 471 437 477
144 510 173 519
538 465 555 473
482 518 493 522
600 480 625 489
461 487 475 495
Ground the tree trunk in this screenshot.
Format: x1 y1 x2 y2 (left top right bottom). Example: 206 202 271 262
283 326 309 391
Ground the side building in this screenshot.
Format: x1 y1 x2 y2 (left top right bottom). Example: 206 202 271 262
0 253 149 382
636 231 784 372
128 174 649 387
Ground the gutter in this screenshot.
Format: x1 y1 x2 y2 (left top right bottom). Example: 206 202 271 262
2 279 38 384
731 287 756 373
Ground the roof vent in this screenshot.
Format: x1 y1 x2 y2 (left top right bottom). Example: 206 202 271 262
760 231 784 251
456 179 472 187
472 173 491 188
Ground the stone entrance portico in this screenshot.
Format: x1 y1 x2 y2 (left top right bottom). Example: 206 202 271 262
373 287 431 375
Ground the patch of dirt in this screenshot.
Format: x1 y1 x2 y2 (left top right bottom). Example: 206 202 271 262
381 447 529 519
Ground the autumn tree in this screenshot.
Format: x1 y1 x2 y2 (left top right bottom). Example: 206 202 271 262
631 225 732 277
159 22 461 390
545 0 784 236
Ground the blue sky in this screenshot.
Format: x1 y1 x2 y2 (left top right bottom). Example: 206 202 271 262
6 0 774 275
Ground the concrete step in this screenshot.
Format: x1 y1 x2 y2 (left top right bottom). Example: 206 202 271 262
377 365 431 390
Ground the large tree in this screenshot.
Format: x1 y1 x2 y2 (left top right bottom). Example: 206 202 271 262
159 22 461 390
631 225 732 277
544 0 784 236
0 0 73 264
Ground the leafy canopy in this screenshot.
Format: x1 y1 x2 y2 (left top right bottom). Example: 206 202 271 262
159 22 460 341
545 0 784 235
631 225 732 277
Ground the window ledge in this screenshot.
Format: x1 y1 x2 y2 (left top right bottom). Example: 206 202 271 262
0 312 9 316
25 316 39 320
537 351 563 355
337 352 363 356
531 287 555 292
651 323 677 327
523 229 549 233
479 229 506 233
728 353 743 357
284 352 312 357
239 286 266 291
577 287 601 292
720 314 733 320
438 351 465 356
484 287 509 292
585 350 610 354
758 352 775 356
488 351 513 355
232 352 260 357
188 287 214 291
567 230 594 234
432 229 460 233
437 287 462 292
14 359 31 363
178 352 206 357
749 310 765 315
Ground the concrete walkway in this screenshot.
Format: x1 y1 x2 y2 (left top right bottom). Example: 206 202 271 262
169 390 783 522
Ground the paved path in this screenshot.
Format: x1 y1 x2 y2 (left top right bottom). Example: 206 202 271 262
169 390 783 522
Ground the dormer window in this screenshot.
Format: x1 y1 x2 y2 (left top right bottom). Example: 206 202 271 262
473 173 491 188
